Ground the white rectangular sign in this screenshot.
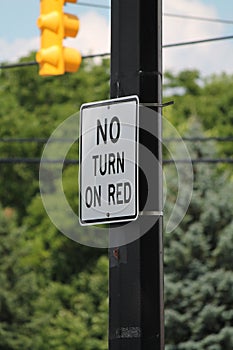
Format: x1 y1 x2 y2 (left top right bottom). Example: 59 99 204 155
79 95 139 225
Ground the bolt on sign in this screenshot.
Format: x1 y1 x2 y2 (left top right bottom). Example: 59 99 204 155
79 96 139 225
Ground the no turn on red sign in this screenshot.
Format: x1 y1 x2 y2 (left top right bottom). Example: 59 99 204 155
79 95 139 225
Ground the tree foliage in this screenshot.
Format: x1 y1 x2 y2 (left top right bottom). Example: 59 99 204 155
164 128 233 349
0 56 232 349
164 70 233 159
0 54 110 220
0 204 108 349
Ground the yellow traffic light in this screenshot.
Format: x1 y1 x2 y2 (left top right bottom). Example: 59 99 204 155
36 0 81 76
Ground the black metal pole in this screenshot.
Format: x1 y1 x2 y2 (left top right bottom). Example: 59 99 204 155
109 0 163 349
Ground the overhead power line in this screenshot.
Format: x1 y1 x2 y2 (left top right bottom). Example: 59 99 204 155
77 2 233 25
164 12 233 25
0 137 74 143
82 53 110 59
0 158 77 164
164 158 233 164
0 53 110 70
0 136 233 143
164 34 233 48
0 158 232 165
1 33 233 70
77 1 110 9
164 136 233 143
0 61 38 69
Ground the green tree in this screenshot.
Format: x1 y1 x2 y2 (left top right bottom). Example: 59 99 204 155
0 202 108 349
27 255 108 350
164 70 233 159
1 55 233 350
164 126 233 349
0 205 39 350
0 55 110 221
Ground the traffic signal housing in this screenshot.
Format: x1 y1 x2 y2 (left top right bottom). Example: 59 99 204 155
36 0 81 76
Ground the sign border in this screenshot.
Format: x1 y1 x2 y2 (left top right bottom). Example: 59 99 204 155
79 95 139 226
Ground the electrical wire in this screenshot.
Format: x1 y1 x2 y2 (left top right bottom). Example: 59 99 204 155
164 158 233 164
77 1 110 9
0 136 233 143
164 34 233 48
0 158 78 164
1 32 233 70
77 1 233 24
0 137 74 143
164 12 233 25
81 53 110 59
0 158 232 165
0 61 38 69
164 136 233 143
0 53 110 70
0 4 232 70
77 2 233 25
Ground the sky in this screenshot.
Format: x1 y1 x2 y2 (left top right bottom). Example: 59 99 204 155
0 0 233 76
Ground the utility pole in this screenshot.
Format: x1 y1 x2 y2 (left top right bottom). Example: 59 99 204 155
109 0 164 350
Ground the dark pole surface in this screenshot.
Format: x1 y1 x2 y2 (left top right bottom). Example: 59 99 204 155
109 0 164 349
